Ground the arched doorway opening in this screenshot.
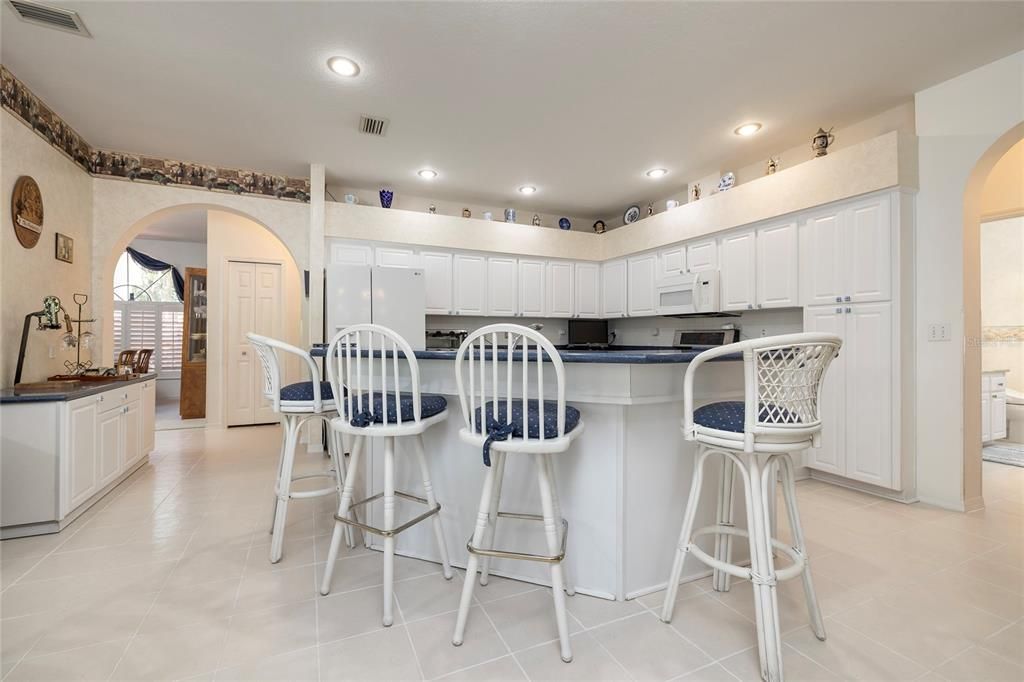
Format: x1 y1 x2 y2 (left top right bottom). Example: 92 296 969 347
100 204 305 430
961 121 1024 508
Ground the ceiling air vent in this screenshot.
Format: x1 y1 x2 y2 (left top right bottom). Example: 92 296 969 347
6 0 90 36
359 115 389 137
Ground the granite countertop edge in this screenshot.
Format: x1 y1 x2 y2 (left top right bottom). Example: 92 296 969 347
310 345 741 365
1 372 159 404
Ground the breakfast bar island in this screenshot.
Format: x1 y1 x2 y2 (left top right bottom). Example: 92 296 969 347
316 346 746 601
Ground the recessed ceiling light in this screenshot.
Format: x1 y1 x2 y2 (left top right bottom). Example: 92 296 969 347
734 122 762 137
518 185 537 195
417 169 438 180
327 56 360 77
645 168 669 179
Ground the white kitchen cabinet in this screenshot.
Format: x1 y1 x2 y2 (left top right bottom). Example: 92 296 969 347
518 259 546 317
375 246 420 269
600 260 626 318
983 371 1009 442
627 254 657 317
453 254 488 316
66 397 98 511
982 393 992 443
328 240 374 266
803 301 896 489
575 262 601 318
141 379 155 455
755 221 799 308
801 194 891 306
546 261 574 318
656 245 687 283
97 405 122 489
420 251 454 315
487 257 518 317
719 230 757 311
123 401 143 470
686 240 718 273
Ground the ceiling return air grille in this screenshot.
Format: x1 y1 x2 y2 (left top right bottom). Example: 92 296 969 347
359 115 389 137
6 0 90 36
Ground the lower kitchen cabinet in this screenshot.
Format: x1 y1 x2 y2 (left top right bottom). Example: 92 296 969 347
982 371 1008 443
0 377 157 538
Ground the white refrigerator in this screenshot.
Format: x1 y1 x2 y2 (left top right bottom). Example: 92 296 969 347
325 265 426 349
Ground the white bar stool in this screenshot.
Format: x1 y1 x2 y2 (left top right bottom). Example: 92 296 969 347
451 324 583 664
660 333 842 682
319 324 453 627
247 333 352 563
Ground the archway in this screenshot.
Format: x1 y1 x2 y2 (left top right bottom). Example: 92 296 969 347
98 203 305 428
961 121 1024 509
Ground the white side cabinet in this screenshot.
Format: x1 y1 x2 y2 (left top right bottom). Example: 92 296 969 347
546 261 574 318
719 230 757 311
755 221 799 308
420 251 454 315
983 371 1008 443
453 254 488 316
600 260 627 318
375 246 420 269
487 257 518 317
328 240 374 266
1 377 157 538
518 259 546 317
627 254 657 316
575 262 601 318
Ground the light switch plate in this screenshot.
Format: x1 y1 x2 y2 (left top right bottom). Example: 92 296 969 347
927 323 951 342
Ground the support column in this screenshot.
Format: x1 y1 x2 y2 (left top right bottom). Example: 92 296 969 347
308 163 326 347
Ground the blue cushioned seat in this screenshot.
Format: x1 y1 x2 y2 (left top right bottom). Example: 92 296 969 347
280 381 334 402
472 400 581 466
343 392 447 426
693 400 801 433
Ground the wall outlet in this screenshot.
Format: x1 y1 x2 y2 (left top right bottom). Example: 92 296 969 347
927 323 951 342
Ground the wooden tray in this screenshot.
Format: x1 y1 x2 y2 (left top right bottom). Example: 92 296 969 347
47 373 139 382
14 380 82 394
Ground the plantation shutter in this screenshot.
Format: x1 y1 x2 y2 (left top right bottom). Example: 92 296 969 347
127 305 159 359
112 306 125 363
160 309 184 371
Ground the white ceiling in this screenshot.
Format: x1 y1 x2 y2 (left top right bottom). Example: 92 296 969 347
3 2 1022 217
133 208 207 243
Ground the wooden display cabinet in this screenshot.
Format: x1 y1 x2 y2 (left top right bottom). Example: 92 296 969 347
180 267 207 419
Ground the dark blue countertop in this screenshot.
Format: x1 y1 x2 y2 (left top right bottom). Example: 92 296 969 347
310 345 740 365
0 373 158 404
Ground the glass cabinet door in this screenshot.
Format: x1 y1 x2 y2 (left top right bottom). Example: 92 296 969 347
186 272 207 363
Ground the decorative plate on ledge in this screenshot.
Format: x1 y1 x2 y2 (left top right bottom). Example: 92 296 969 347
623 205 641 224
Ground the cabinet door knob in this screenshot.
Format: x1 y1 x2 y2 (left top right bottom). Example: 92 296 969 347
757 304 763 309
835 307 843 314
835 296 842 303
845 307 852 313
747 304 753 310
844 296 851 302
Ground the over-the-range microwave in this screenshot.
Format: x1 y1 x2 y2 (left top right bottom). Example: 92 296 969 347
655 270 720 316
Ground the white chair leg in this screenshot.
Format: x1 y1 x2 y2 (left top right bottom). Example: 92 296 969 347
537 453 572 663
269 417 288 534
412 434 453 580
479 451 507 586
544 455 575 597
327 426 355 550
453 463 498 646
661 446 712 623
713 455 736 593
319 435 363 596
270 415 301 563
778 455 826 641
382 436 396 627
744 454 783 682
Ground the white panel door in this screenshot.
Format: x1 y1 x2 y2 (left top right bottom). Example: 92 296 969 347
982 393 992 442
686 240 718 273
575 262 601 318
801 210 844 306
845 195 892 303
252 263 283 424
756 221 799 308
487 257 518 317
518 259 546 317
122 401 142 470
375 247 420 269
420 251 453 315
96 406 122 489
67 399 98 511
599 260 626 318
227 262 255 426
719 230 756 311
328 241 373 266
844 302 895 488
627 254 657 317
802 305 846 476
656 245 687 283
453 254 487 316
992 395 1007 440
546 261 574 318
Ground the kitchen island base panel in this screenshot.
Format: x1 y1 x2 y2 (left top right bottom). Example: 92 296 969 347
351 357 748 600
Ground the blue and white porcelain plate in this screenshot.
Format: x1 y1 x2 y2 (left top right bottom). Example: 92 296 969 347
623 205 641 224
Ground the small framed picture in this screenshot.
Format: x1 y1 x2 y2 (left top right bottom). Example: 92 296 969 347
55 232 73 263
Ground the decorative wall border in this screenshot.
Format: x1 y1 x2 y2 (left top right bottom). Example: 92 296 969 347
983 325 1024 342
1 65 310 203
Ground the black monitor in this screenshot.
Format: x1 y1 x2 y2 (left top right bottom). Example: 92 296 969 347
568 319 609 347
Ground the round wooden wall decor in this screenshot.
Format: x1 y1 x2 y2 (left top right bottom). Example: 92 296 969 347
11 175 43 249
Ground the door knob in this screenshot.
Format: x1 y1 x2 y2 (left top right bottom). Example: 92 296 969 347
241 351 248 356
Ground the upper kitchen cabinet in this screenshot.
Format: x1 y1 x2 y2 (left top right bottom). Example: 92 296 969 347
755 221 799 308
600 260 626 318
518 259 546 318
686 239 718 273
627 253 657 316
546 261 574 318
375 246 420 269
487 257 519 317
575 262 601 318
656 239 717 286
420 251 454 315
328 240 373 266
801 193 891 306
719 230 757 311
656 244 687 284
453 253 487 316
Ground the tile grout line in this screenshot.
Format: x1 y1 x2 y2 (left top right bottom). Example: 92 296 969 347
391 591 427 681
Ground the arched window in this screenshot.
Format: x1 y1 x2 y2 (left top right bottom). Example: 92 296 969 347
112 250 184 372
112 251 182 302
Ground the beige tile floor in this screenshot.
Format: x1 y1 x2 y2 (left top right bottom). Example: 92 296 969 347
1 425 1021 681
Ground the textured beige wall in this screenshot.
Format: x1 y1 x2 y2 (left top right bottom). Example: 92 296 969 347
1 110 94 385
981 215 1024 392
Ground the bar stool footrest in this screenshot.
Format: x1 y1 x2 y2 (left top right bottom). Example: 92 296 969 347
688 524 806 583
334 491 440 538
467 513 568 564
276 471 340 500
